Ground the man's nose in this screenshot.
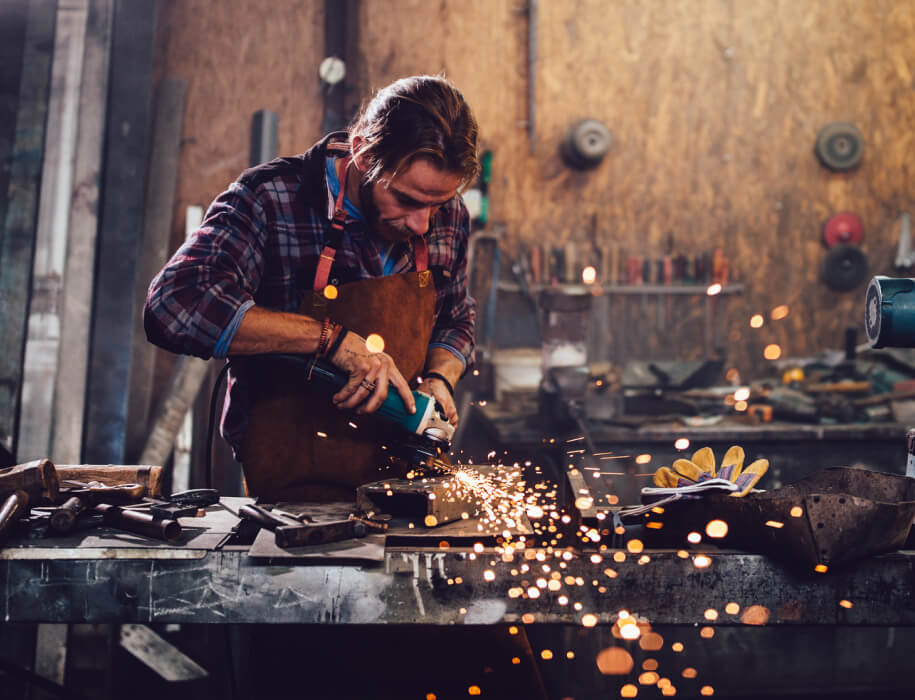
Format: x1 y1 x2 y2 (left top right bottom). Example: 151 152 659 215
404 207 432 236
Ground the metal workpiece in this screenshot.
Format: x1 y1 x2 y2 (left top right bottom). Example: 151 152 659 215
1 546 914 626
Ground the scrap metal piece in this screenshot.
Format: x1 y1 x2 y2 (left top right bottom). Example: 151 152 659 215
356 465 514 527
637 467 915 570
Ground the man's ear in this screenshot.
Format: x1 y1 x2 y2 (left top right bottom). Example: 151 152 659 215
350 135 367 173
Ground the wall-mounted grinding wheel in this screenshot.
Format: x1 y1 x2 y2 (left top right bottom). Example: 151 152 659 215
821 244 868 292
814 122 864 171
823 212 864 248
561 119 612 169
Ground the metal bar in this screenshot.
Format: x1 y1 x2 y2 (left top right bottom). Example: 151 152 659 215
0 0 57 460
125 76 187 461
19 0 89 462
83 0 157 463
527 0 537 153
0 0 30 239
322 0 346 133
249 110 278 167
51 0 114 464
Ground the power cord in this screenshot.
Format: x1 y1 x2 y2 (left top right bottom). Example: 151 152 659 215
205 363 231 490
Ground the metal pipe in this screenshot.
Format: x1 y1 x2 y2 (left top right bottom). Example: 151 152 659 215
528 0 538 153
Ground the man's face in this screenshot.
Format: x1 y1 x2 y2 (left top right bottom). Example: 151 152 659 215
359 158 463 243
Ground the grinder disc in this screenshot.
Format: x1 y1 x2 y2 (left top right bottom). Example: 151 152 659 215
823 212 864 248
814 122 864 171
561 119 612 169
821 244 868 292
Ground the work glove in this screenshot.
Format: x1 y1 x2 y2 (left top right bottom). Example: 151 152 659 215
653 445 768 497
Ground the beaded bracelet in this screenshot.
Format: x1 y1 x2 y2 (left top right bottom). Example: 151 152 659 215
316 317 333 356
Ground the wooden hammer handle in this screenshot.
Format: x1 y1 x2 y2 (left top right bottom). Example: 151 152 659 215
0 459 58 503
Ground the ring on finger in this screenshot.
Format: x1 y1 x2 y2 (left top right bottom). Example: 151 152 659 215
360 379 376 392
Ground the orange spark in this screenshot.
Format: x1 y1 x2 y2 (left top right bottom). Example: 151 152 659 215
705 520 728 538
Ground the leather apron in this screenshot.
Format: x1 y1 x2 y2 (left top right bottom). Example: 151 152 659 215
238 158 436 502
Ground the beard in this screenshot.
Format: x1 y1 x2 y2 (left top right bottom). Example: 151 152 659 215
358 177 412 243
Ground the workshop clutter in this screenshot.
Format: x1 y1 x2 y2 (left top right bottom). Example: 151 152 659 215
506 239 734 290
630 465 915 573
611 443 915 573
0 460 198 544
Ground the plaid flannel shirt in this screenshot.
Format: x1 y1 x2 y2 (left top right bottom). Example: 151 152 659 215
144 133 476 453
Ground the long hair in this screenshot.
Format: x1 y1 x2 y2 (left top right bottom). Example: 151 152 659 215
350 76 480 189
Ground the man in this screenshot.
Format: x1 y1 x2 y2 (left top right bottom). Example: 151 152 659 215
145 75 478 501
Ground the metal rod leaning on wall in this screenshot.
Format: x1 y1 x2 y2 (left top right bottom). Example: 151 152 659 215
0 0 56 461
527 0 537 154
139 355 210 468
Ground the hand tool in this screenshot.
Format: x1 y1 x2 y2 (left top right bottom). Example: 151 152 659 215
49 496 89 534
49 482 146 535
866 276 915 347
94 503 181 541
53 464 163 496
511 247 540 325
565 241 577 284
238 503 386 548
266 354 455 469
0 490 30 544
529 245 541 285
130 488 220 520
663 255 673 325
0 459 59 503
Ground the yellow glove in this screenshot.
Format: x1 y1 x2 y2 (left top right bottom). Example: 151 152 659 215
654 445 768 497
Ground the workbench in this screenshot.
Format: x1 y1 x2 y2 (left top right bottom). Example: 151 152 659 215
2 498 915 698
472 397 909 506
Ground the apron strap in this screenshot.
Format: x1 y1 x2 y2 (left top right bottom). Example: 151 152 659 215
314 156 350 293
413 235 429 273
314 156 431 289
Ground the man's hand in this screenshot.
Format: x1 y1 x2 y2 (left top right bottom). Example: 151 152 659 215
421 377 458 427
328 330 416 415
422 346 465 427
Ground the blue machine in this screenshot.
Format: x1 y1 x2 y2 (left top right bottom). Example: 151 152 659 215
866 276 915 348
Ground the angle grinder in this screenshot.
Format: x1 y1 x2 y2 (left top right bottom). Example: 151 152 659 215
865 276 915 348
864 276 915 479
271 354 455 468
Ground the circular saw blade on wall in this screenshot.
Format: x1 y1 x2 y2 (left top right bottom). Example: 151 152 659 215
560 119 612 169
823 212 864 248
821 244 869 292
814 122 865 171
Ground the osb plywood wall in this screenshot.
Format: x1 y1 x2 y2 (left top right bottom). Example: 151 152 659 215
154 0 915 378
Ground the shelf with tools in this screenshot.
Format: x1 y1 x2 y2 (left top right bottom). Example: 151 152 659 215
495 281 745 295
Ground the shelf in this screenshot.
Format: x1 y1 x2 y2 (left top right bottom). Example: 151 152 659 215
495 281 745 296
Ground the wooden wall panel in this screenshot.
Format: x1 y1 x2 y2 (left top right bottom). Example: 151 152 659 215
153 0 915 380
149 0 325 406
356 0 915 376
154 0 325 253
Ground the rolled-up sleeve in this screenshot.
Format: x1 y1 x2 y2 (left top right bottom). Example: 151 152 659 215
429 202 476 371
144 181 266 359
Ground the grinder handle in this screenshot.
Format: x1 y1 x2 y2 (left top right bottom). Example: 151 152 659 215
270 355 436 436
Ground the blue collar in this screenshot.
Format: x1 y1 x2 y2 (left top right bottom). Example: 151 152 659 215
325 156 363 221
